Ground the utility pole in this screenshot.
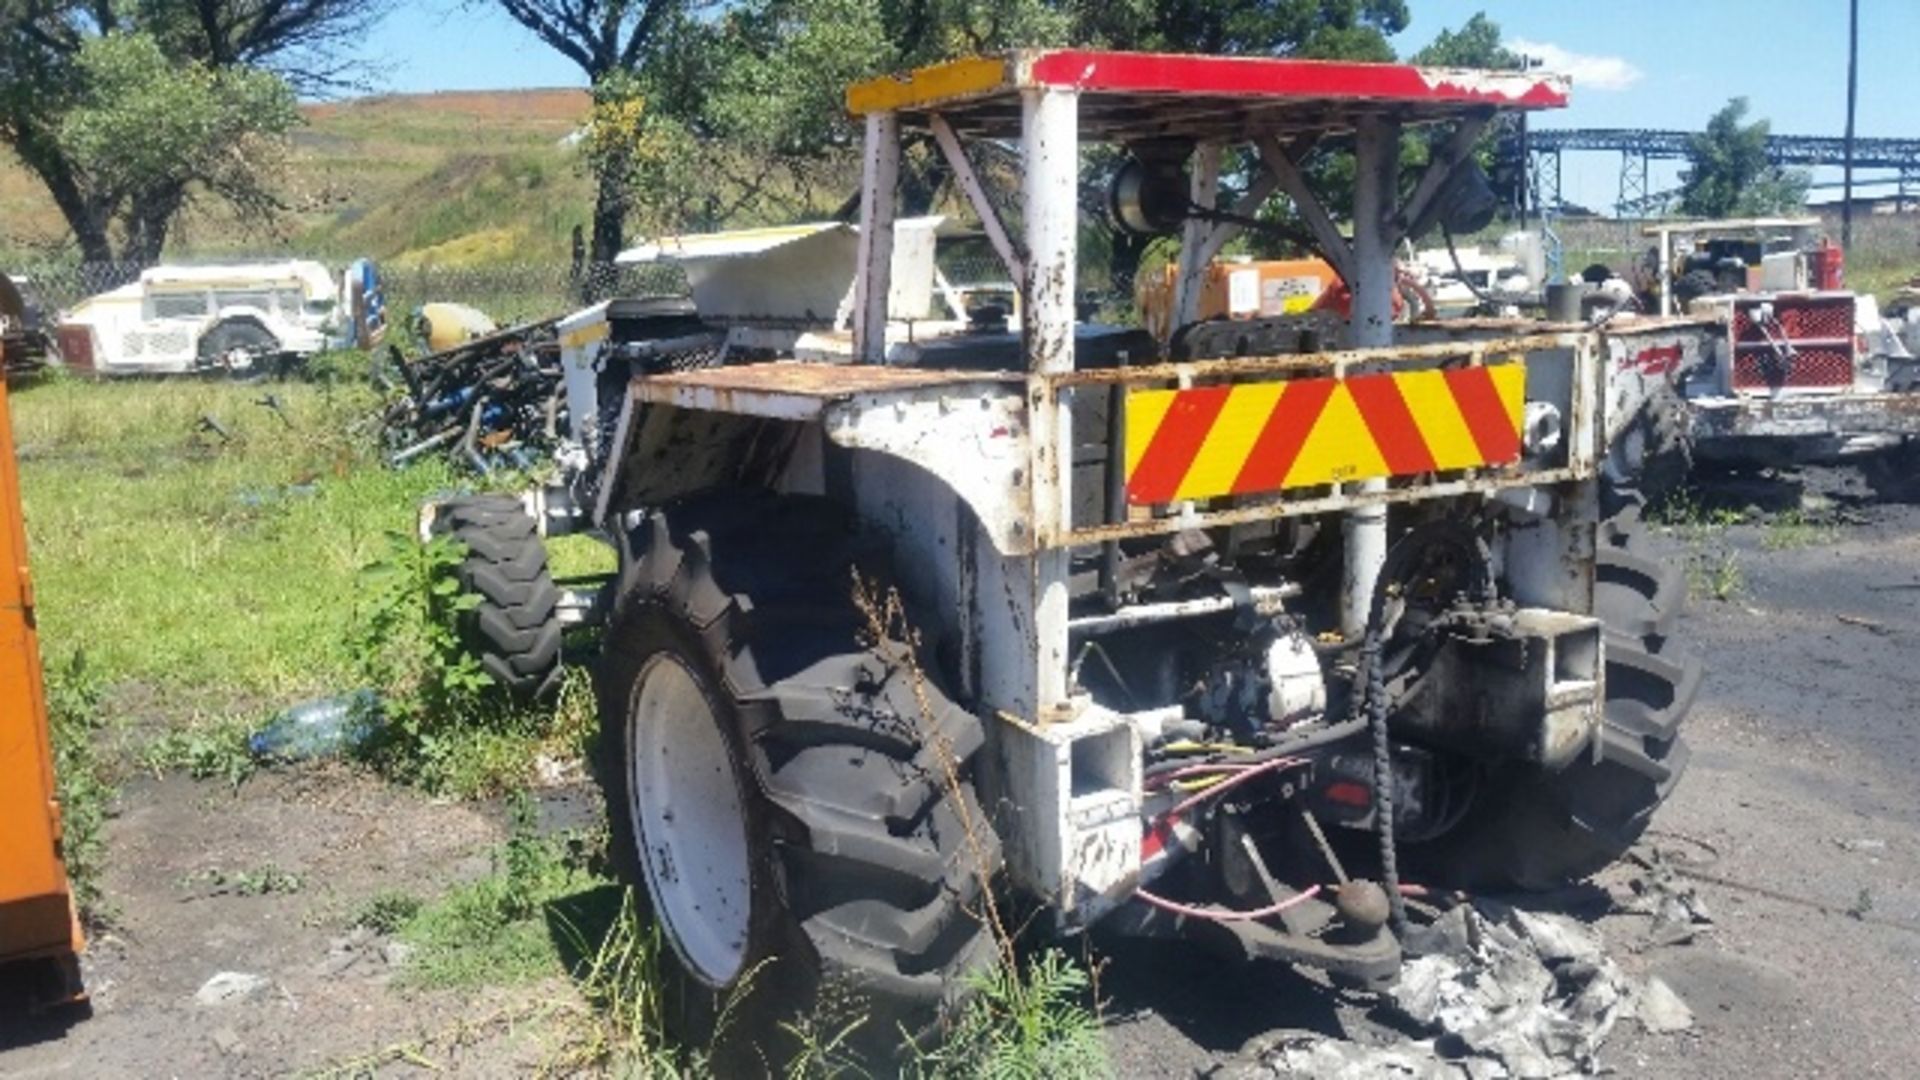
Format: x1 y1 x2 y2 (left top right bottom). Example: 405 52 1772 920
1843 0 1858 253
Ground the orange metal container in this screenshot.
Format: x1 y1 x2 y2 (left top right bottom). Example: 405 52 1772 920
0 356 87 1006
1136 258 1341 343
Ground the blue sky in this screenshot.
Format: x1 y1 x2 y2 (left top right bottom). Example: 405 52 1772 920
347 1 1915 211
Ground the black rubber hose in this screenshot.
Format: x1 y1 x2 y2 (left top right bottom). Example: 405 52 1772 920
1364 631 1410 934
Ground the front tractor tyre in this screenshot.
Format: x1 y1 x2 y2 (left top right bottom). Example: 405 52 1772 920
433 495 564 702
595 493 1001 1071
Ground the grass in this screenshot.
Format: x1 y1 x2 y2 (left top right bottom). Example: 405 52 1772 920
1649 490 1749 602
392 801 1112 1079
178 863 304 897
43 650 111 920
1761 508 1837 551
13 374 456 717
397 796 611 991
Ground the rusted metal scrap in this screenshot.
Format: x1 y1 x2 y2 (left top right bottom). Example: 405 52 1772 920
379 319 563 474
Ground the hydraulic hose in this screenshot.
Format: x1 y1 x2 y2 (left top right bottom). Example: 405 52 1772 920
1362 630 1410 935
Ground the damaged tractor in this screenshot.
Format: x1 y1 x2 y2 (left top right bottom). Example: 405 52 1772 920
427 50 1703 1067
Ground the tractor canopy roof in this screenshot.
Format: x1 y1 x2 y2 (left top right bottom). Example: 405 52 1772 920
847 49 1568 142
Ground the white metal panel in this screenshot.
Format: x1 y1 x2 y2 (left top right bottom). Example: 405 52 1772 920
854 112 900 363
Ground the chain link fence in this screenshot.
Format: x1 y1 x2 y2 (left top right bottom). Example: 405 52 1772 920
6 260 691 328
9 246 1150 333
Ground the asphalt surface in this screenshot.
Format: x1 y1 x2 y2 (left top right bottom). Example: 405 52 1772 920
1102 469 1920 1077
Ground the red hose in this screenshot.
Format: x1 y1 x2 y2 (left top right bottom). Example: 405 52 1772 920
1135 883 1324 922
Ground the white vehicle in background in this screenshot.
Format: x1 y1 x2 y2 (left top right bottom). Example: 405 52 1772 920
1409 239 1534 314
57 259 384 377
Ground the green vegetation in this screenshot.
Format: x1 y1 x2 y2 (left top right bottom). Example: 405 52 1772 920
351 889 425 935
1687 547 1746 604
919 950 1110 1080
397 794 609 990
1762 508 1837 551
395 805 1110 1078
1679 98 1810 219
350 525 599 794
177 863 304 896
1650 491 1749 603
13 375 448 715
43 649 111 920
139 714 257 788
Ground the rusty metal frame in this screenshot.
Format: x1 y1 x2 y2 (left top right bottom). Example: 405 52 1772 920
1688 389 1920 440
615 331 1598 556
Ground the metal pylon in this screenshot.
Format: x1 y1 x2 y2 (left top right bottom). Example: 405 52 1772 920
1617 150 1650 250
1530 149 1565 284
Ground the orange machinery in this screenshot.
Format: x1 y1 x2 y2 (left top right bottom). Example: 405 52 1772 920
0 351 86 1008
1136 257 1340 343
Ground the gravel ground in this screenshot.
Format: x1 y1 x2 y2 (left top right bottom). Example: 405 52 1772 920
5 469 1919 1078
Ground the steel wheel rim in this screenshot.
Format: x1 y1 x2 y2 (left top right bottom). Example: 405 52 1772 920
626 652 754 986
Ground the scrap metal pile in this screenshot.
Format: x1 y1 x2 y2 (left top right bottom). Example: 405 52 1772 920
379 319 563 474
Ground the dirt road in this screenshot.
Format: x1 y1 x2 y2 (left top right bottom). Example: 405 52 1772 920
5 471 1920 1078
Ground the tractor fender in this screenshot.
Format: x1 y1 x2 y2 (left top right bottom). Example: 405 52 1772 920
591 382 1037 555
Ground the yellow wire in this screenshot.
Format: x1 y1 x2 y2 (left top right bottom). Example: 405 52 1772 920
1160 740 1254 756
1171 774 1233 793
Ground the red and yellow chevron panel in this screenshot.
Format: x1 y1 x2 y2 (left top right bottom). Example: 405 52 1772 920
1125 364 1526 505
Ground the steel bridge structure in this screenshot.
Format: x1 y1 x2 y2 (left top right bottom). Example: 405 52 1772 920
1523 128 1920 218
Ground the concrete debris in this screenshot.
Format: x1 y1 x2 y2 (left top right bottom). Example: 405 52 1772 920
1634 976 1695 1034
1833 837 1887 854
194 971 271 1006
1233 902 1689 1079
1224 1030 1454 1080
1622 849 1715 947
211 1026 245 1056
312 926 410 980
381 940 416 970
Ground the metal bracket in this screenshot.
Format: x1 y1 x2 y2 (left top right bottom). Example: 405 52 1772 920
930 113 1026 291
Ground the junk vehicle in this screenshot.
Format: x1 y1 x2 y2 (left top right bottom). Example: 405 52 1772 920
0 342 87 1011
3 275 59 376
1640 217 1836 315
424 51 1703 1066
1611 218 1920 494
57 258 385 377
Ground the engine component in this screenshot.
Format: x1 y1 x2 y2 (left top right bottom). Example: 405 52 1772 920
1192 622 1327 739
1522 400 1564 458
1109 142 1196 236
1407 161 1499 240
1265 630 1327 727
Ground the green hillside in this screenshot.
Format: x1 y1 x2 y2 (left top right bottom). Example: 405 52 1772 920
0 88 596 266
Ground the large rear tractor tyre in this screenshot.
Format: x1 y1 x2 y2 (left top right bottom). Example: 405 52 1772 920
434 495 564 702
1862 438 1920 503
595 492 1002 1073
1413 493 1701 889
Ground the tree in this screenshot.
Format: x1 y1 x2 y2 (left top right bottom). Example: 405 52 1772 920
60 33 299 262
1071 0 1408 59
490 0 693 265
0 0 389 262
1410 11 1514 69
1680 98 1809 218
